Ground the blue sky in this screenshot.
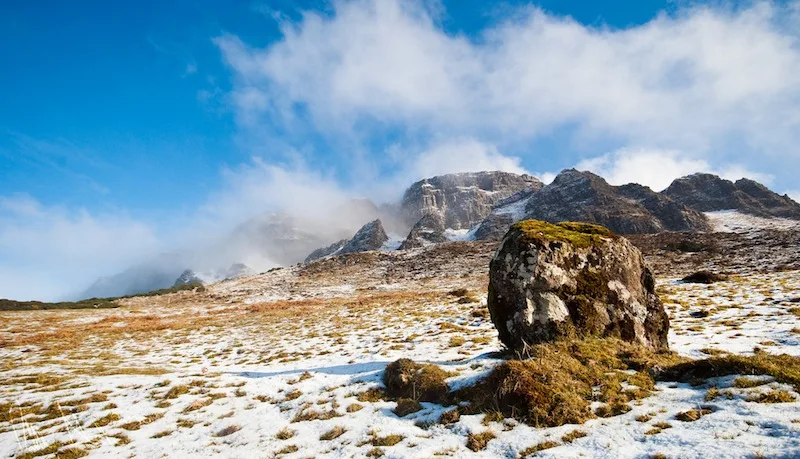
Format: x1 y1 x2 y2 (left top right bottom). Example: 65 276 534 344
2 0 800 300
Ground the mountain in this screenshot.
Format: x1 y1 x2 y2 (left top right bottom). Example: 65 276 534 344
663 173 800 219
400 171 543 230
78 168 798 299
399 212 447 250
517 169 711 235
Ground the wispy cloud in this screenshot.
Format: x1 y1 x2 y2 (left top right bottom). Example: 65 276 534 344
575 148 773 192
215 0 800 185
0 194 160 301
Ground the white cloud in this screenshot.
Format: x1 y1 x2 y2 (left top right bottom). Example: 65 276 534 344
0 195 161 301
787 190 800 203
216 0 800 163
410 139 527 179
575 148 773 191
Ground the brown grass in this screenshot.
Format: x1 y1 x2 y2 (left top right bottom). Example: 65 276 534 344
675 408 713 422
519 440 559 456
466 431 496 451
383 359 451 403
393 398 422 417
320 426 347 441
455 338 684 427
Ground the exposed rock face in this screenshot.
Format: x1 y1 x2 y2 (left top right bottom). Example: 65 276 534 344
399 213 447 250
473 213 515 241
487 220 669 352
474 188 539 241
341 219 389 254
524 170 711 234
304 239 348 263
174 269 202 287
664 173 800 219
616 183 711 232
401 172 543 230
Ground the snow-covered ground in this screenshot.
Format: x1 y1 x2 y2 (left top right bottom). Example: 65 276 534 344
2 254 800 457
705 210 800 233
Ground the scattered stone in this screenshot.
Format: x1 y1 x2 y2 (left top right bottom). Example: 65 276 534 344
487 220 669 352
681 271 727 284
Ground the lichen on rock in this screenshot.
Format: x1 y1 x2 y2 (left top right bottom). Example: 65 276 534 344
487 220 669 353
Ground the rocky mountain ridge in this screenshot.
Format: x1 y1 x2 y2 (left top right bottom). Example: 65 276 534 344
78 169 799 299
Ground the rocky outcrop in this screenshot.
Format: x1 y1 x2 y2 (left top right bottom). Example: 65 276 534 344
399 213 447 250
523 169 710 234
174 269 202 287
616 183 711 232
474 188 539 241
304 239 348 263
341 219 389 254
664 173 800 219
401 172 543 230
487 220 670 352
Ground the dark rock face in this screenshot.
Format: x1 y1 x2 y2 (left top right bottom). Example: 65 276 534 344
616 183 711 232
474 188 539 241
663 173 800 219
174 269 202 287
304 239 348 263
341 219 389 254
401 172 543 230
523 169 711 234
399 213 447 250
487 220 670 352
473 213 515 241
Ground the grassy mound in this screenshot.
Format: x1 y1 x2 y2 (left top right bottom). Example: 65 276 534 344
512 220 617 248
454 338 685 427
385 339 800 429
383 359 451 403
656 352 800 392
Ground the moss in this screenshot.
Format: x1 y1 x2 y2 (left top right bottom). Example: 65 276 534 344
512 220 616 248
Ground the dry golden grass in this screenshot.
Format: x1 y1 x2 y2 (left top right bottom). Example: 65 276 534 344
455 338 685 427
466 430 495 451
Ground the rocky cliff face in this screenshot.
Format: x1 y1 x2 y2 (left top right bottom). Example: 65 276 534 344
400 172 543 230
487 220 669 352
399 212 447 250
522 170 711 234
664 173 800 219
341 219 389 254
304 239 348 263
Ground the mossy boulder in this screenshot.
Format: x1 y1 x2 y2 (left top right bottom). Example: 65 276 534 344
487 220 669 353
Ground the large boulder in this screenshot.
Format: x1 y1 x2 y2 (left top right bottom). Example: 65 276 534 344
487 220 669 353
